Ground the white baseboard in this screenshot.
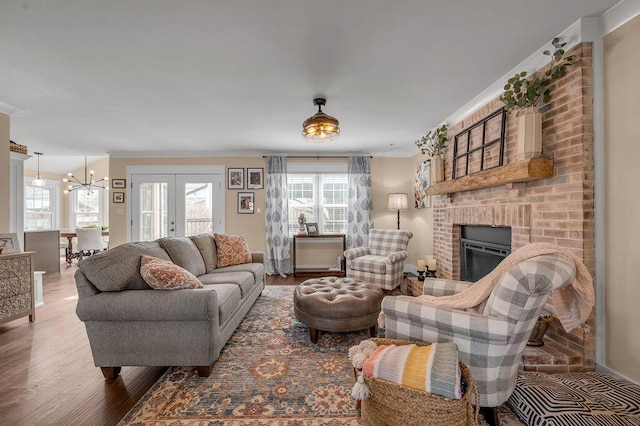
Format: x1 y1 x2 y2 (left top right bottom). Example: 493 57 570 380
595 364 640 385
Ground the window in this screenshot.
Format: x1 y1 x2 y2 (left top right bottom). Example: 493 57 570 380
24 181 57 230
287 173 348 235
71 189 108 228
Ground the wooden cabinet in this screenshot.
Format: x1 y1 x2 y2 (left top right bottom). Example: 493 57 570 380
0 252 35 324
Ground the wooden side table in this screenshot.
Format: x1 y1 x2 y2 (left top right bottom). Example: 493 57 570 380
292 234 346 278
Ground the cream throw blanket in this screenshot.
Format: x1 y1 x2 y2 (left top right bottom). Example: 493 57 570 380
417 243 594 332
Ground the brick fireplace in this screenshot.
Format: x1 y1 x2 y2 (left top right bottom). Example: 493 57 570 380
431 43 595 372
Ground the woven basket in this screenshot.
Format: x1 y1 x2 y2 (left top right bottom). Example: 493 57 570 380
9 141 27 154
360 338 479 426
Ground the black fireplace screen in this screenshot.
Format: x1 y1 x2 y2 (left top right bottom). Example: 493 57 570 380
460 226 511 282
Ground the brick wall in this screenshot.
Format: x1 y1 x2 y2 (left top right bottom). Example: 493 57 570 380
432 43 594 369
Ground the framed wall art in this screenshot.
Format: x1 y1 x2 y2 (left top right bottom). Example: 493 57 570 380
112 179 126 188
228 168 244 189
0 233 20 254
113 192 125 203
237 192 255 214
305 222 319 235
414 160 431 209
247 167 264 189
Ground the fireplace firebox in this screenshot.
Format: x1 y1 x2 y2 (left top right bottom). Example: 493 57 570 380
460 225 511 282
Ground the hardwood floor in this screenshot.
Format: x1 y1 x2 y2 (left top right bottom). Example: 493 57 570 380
0 262 303 426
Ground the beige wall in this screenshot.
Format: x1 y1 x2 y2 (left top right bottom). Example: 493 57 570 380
371 156 434 267
603 15 640 381
0 113 9 232
107 155 433 270
108 156 267 250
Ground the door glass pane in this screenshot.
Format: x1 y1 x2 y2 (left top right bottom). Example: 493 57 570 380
140 182 168 240
184 183 213 236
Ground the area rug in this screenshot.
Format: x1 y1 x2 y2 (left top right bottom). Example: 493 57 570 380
119 286 523 425
508 371 640 425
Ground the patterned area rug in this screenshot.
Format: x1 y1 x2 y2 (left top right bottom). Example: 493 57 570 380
508 371 640 425
119 286 524 425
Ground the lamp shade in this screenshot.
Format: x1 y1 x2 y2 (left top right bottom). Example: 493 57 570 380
387 193 409 210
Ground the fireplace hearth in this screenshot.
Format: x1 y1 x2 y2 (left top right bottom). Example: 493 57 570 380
460 225 511 282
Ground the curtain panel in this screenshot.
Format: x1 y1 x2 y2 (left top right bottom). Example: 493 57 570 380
346 156 372 249
264 156 292 276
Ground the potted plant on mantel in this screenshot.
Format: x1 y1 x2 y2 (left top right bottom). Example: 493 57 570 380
415 123 448 183
500 37 576 160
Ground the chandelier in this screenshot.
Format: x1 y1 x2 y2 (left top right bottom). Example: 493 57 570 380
32 152 46 187
302 97 340 142
63 157 109 194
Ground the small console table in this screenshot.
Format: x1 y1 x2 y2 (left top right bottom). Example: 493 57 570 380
292 234 346 278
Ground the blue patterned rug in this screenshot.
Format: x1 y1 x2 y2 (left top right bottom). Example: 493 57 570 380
119 286 522 425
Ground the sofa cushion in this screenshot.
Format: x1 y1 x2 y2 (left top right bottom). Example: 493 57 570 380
203 283 242 325
140 255 203 290
190 234 217 273
199 271 255 298
211 262 265 285
79 241 172 291
350 255 387 274
214 234 252 267
158 237 207 276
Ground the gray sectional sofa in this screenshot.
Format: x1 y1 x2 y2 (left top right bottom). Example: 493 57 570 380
75 234 265 379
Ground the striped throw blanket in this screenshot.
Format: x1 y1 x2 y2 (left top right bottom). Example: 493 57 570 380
362 343 462 399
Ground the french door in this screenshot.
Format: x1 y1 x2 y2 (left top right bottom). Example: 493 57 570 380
130 172 224 241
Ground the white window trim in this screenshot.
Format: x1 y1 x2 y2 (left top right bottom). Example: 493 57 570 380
67 188 109 229
23 177 60 230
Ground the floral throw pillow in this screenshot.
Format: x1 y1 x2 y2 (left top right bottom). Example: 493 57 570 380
213 233 252 267
140 255 203 290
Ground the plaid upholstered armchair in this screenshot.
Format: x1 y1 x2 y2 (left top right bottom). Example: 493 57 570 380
381 253 577 416
343 229 413 291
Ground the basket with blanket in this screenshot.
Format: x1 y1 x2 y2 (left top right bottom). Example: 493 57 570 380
349 337 479 426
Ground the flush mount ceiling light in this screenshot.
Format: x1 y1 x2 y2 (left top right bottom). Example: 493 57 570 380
32 152 46 187
302 97 340 142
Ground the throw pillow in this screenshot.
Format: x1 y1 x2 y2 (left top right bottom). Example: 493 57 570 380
140 255 203 290
213 233 252 267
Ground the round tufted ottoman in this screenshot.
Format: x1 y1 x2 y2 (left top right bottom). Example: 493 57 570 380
293 277 384 343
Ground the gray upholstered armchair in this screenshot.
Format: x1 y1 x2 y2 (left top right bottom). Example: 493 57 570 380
382 253 576 415
343 229 413 291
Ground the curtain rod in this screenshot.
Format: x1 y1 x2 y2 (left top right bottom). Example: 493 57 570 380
261 155 372 159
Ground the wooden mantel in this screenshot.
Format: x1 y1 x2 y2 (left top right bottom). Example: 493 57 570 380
426 157 553 196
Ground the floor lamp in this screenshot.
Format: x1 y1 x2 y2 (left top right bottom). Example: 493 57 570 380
387 193 409 230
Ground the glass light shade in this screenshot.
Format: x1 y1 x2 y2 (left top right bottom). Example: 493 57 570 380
302 98 340 142
32 177 46 187
387 193 409 210
32 151 46 187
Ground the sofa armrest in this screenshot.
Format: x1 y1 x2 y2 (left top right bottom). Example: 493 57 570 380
423 278 474 296
382 295 512 344
386 250 408 263
251 251 264 264
76 288 218 322
344 247 371 260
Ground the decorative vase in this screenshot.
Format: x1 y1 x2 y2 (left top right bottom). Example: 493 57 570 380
527 314 553 347
515 107 542 161
430 155 444 183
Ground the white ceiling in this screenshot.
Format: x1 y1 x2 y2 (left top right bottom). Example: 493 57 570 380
0 0 620 174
